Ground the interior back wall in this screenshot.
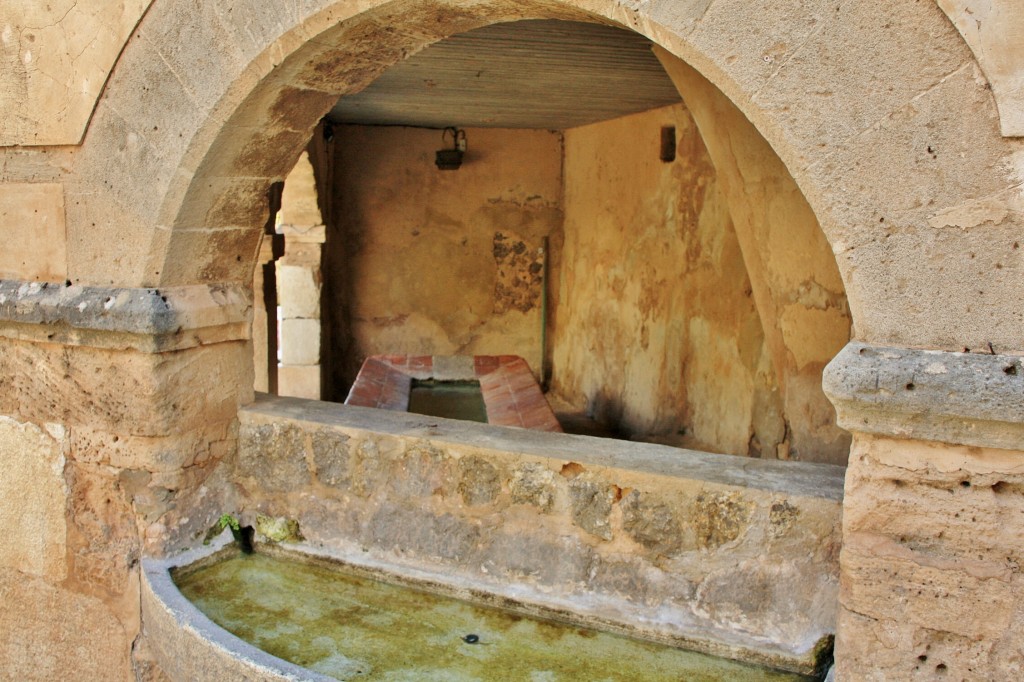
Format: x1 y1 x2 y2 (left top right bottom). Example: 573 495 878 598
323 125 564 396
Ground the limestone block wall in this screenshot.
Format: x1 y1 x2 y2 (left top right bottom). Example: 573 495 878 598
0 1 152 146
825 343 1024 679
276 150 327 400
0 282 253 679
323 125 563 397
234 394 843 675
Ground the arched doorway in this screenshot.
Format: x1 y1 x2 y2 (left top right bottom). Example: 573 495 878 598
62 2 1022 679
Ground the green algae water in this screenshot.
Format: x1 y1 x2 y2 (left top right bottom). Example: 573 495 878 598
408 380 488 423
174 551 815 682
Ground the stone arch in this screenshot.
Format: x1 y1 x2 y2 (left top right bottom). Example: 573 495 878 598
69 0 1022 354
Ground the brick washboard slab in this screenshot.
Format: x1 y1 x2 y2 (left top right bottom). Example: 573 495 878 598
345 355 562 432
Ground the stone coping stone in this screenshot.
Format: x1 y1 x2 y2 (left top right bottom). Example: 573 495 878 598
247 393 846 502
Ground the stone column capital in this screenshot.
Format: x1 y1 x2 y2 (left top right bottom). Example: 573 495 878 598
824 342 1024 451
0 279 252 352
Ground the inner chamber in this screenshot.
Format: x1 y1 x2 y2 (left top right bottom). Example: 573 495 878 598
258 18 853 466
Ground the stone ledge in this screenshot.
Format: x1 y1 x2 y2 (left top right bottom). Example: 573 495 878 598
823 342 1024 450
250 394 846 501
0 279 251 352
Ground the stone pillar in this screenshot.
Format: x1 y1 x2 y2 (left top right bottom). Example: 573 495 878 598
252 233 283 394
824 343 1024 680
275 151 325 400
0 279 252 680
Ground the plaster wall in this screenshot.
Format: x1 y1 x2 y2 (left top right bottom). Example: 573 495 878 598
552 104 848 464
656 53 854 465
552 104 759 451
324 125 563 395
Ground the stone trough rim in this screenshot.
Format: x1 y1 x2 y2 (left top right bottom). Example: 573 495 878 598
143 534 832 679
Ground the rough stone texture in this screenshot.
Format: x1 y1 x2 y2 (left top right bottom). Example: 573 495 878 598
0 281 252 352
234 395 844 673
0 417 67 579
621 490 686 556
237 422 310 493
568 474 617 540
324 125 562 391
366 503 482 562
0 569 133 681
509 462 557 511
391 442 451 497
65 462 142 600
833 434 1024 680
350 436 402 498
937 0 1024 137
825 342 1024 451
487 528 595 586
0 184 67 282
458 455 501 506
0 336 251 437
695 558 839 653
311 428 350 487
694 491 753 550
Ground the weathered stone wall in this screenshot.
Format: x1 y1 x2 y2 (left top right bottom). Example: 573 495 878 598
837 434 1024 680
551 102 849 464
656 53 854 466
0 1 1023 680
323 125 563 396
0 416 133 679
823 343 1024 680
0 283 251 680
234 394 843 675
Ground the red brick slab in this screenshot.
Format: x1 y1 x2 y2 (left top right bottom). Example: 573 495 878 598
345 355 561 432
